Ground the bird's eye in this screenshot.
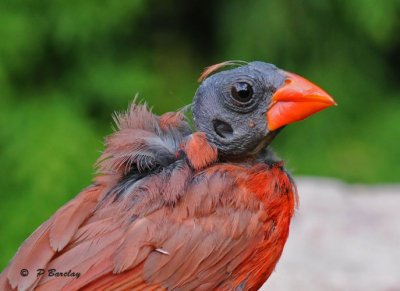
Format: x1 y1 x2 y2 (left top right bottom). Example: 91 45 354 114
230 82 253 104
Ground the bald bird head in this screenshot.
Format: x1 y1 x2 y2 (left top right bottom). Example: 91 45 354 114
192 61 336 156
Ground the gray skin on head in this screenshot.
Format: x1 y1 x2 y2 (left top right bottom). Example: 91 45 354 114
192 61 286 156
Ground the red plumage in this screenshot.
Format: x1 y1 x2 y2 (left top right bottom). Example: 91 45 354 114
0 61 335 290
0 103 295 290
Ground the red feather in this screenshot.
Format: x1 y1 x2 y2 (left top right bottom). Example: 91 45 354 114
0 101 297 290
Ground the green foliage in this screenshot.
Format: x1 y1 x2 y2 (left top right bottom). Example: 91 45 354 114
217 0 400 182
0 0 399 268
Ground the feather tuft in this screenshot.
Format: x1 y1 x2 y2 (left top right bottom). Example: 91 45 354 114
198 60 248 82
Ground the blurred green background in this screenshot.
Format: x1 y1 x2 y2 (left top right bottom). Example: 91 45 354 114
1 0 399 269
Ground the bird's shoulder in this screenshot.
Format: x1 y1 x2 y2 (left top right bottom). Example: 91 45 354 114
0 102 193 290
0 103 296 291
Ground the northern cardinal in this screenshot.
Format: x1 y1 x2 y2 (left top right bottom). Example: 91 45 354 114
0 61 336 291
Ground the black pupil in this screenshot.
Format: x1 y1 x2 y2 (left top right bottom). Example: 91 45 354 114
231 82 253 103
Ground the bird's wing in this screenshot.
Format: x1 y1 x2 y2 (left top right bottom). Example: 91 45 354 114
0 183 104 291
0 102 194 291
61 165 272 291
0 101 294 291
1 163 274 291
1 160 292 291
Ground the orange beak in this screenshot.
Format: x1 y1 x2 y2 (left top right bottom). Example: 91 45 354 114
266 71 337 131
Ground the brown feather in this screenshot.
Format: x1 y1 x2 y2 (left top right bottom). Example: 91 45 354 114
159 111 186 131
183 132 218 170
197 60 248 82
1 101 297 291
49 185 100 251
6 220 55 290
0 268 13 291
